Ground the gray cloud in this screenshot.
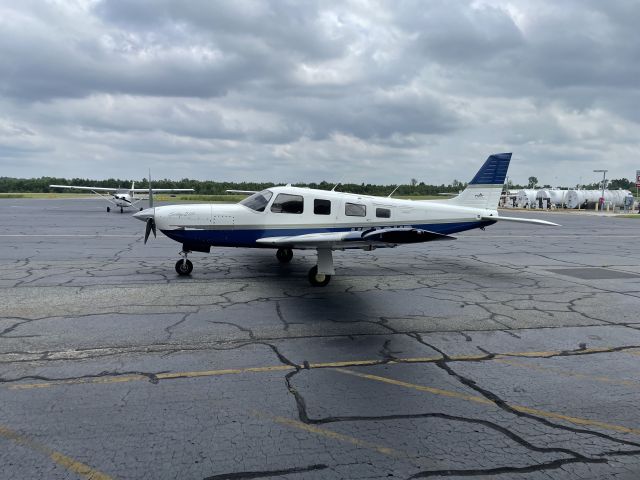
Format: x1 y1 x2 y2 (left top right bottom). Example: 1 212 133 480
0 0 638 185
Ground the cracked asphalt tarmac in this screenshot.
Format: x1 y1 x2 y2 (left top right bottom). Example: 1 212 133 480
1 198 640 479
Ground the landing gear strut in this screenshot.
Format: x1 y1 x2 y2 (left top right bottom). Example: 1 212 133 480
120 206 124 213
308 249 333 287
276 248 293 263
175 250 193 276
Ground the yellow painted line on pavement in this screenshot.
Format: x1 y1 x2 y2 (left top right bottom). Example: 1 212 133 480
335 369 640 436
495 359 640 388
0 425 112 480
257 412 410 460
5 346 628 391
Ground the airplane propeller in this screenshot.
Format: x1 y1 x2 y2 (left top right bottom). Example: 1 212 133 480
139 168 156 244
144 217 156 244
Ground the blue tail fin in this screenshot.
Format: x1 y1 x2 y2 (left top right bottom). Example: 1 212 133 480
468 153 511 185
448 153 511 209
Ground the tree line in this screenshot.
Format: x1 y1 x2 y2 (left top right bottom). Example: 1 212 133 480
0 176 634 196
0 176 466 196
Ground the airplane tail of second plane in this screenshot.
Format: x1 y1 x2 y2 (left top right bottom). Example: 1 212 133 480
446 153 511 210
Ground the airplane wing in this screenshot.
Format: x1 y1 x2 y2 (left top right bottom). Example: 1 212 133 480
481 215 560 226
49 185 117 192
226 190 257 195
256 227 456 249
131 188 195 193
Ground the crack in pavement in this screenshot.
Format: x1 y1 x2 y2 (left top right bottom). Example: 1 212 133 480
202 464 328 479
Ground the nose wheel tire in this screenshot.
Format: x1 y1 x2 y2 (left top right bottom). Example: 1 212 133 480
308 265 331 287
175 259 193 276
276 248 293 263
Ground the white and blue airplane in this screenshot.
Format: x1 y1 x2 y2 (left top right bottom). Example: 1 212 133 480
134 153 558 286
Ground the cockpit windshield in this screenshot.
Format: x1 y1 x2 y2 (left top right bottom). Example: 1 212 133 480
239 189 273 212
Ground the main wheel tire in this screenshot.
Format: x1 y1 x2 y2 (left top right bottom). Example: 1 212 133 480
308 265 331 287
139 207 143 211
107 206 111 212
175 259 193 276
276 248 293 263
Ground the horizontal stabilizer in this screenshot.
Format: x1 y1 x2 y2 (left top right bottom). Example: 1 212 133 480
481 216 560 226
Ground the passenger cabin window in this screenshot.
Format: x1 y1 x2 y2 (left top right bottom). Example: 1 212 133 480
376 207 391 218
314 199 331 215
345 202 366 217
240 190 273 212
271 193 304 214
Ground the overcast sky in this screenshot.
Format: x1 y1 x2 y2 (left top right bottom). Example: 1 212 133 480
1 0 639 186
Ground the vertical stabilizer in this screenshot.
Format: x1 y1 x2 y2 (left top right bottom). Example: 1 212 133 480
447 153 511 209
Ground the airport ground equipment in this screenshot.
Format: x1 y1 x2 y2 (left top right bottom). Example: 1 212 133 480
566 189 633 209
516 189 537 208
535 189 568 208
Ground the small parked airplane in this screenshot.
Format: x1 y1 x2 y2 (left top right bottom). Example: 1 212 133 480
49 181 194 213
134 153 558 286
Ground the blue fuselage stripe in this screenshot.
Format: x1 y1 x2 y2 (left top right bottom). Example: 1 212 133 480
161 221 495 248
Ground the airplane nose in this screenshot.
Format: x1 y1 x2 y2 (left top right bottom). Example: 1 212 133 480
133 208 154 222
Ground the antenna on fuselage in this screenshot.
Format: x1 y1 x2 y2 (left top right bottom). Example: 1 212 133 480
387 185 400 198
331 175 346 191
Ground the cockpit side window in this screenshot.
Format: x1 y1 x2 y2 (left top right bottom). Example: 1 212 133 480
239 190 273 212
271 193 304 214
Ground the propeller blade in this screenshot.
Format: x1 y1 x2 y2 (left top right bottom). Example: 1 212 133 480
148 169 154 208
144 218 156 244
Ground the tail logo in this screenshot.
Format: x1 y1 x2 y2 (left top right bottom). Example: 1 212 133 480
474 193 485 199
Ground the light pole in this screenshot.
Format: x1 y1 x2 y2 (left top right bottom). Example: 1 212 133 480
593 169 608 210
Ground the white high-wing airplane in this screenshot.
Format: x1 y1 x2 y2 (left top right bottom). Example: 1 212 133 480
134 153 558 286
49 182 194 213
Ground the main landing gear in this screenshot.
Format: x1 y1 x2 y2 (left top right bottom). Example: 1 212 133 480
120 206 124 213
276 247 334 286
308 249 333 287
107 206 110 212
175 250 193 276
276 248 293 263
170 246 334 285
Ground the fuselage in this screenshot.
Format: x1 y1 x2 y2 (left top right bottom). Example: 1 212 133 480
113 190 135 208
139 186 496 250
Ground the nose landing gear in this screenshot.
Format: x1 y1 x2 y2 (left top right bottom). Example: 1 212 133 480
175 250 193 276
